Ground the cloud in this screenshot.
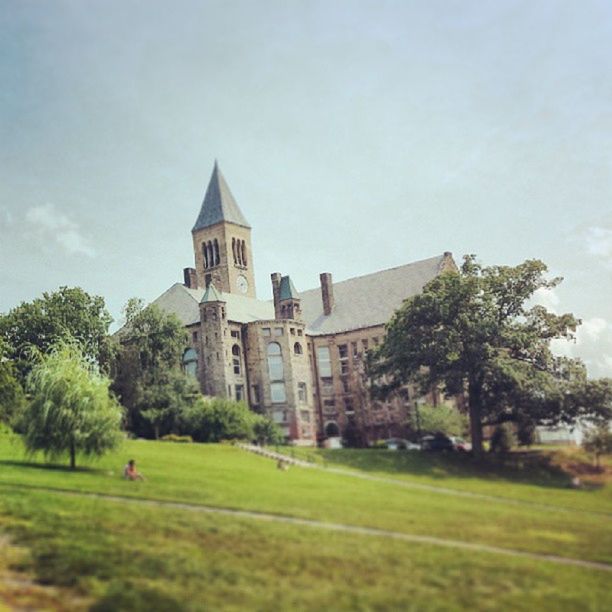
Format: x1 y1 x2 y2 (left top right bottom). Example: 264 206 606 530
583 225 612 269
533 288 612 378
551 317 612 379
0 206 13 229
25 203 96 257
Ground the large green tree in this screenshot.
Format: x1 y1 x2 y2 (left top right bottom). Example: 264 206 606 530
0 286 113 380
20 343 124 469
0 338 25 426
370 256 585 457
113 299 190 436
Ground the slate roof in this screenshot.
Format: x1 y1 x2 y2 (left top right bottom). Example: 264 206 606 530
298 254 448 335
279 275 299 300
151 283 274 326
200 282 222 303
150 253 448 334
192 162 251 231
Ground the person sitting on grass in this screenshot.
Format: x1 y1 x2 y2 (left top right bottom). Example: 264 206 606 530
123 459 145 481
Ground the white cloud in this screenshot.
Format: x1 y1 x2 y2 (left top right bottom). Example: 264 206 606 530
583 225 612 268
25 203 96 257
551 317 612 379
532 287 560 313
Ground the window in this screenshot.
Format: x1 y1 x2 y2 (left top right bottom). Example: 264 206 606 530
262 327 271 337
294 342 303 355
241 240 247 267
271 382 286 403
372 336 380 346
317 346 332 377
297 329 303 336
320 377 334 394
232 344 241 375
323 399 336 409
251 385 260 405
341 376 350 393
273 409 287 423
231 330 240 339
361 339 369 352
351 342 358 358
182 348 198 378
340 361 349 375
301 425 311 437
273 327 284 337
338 344 348 359
214 239 220 265
300 410 311 422
192 331 198 343
298 382 307 402
235 384 244 401
267 342 284 380
290 328 295 335
344 398 354 414
202 242 208 268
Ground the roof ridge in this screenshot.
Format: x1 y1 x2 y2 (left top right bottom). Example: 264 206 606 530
301 253 447 294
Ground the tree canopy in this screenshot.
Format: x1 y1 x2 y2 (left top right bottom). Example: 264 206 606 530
0 286 113 380
370 256 589 457
112 299 190 437
0 338 25 426
20 343 124 468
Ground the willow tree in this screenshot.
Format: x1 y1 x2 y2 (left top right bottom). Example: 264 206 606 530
21 344 123 469
370 256 581 458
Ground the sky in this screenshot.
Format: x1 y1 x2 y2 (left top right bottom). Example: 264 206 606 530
0 0 611 377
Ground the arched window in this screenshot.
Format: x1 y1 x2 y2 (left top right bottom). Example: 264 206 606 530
267 342 283 380
202 243 208 269
214 239 220 266
294 342 303 355
325 422 340 437
182 348 198 378
232 344 241 375
241 240 247 267
236 239 243 266
232 238 237 264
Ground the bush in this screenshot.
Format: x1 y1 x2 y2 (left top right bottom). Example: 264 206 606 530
252 415 284 446
160 434 192 443
517 419 536 447
180 397 256 443
490 423 515 453
582 426 612 469
413 404 468 437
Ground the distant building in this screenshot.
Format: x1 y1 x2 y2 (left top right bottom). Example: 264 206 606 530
152 162 457 444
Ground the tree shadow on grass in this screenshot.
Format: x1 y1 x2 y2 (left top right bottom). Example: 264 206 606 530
0 459 103 474
315 448 597 491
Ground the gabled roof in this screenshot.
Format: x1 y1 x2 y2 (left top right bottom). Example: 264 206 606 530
299 254 450 335
150 253 452 335
192 162 250 231
151 283 274 326
279 275 299 301
200 282 223 303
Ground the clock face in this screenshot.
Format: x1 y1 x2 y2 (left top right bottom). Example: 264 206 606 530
236 274 249 294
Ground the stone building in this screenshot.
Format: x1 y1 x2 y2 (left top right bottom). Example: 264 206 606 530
152 162 456 445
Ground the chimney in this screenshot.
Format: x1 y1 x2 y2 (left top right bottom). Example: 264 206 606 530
320 272 334 316
271 272 282 318
183 267 198 289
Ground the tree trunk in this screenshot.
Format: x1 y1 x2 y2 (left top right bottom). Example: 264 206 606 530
468 377 484 459
69 440 76 470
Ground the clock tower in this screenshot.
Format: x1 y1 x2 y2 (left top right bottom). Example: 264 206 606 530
191 162 256 298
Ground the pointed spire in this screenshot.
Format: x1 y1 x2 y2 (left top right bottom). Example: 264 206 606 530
192 162 250 231
279 275 299 301
200 282 224 303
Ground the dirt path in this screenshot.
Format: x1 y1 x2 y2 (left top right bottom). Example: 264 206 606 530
239 444 612 519
3 484 610 574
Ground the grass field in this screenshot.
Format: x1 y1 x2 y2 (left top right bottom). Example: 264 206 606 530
1 433 611 611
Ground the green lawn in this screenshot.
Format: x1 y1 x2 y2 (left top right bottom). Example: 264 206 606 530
0 434 611 611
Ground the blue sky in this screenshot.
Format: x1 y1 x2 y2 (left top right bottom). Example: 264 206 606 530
1 0 611 377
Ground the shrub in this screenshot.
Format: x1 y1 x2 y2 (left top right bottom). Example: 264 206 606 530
180 397 255 443
413 404 468 437
582 426 612 469
490 423 515 453
160 434 192 443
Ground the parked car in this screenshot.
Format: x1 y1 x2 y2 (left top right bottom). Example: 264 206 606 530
449 436 471 452
382 438 421 451
420 433 455 451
